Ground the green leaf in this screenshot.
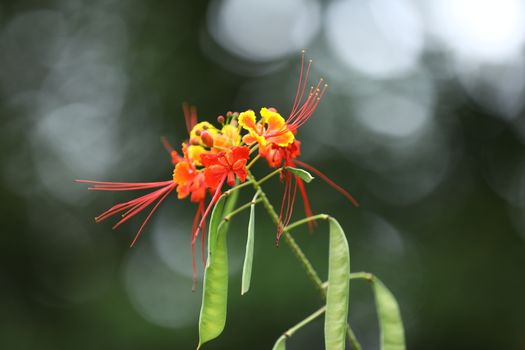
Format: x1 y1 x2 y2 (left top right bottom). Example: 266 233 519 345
272 335 287 350
241 190 259 295
285 166 314 183
223 185 240 217
198 195 229 349
207 195 225 254
324 218 350 350
373 277 406 350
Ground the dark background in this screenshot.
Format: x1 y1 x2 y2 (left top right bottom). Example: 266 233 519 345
1 0 525 349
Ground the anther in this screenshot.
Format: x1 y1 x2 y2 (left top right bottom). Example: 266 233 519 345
200 131 214 148
190 137 200 145
195 129 201 136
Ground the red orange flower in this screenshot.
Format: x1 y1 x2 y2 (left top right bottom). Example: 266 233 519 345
237 52 357 242
78 52 359 285
239 108 295 147
201 146 250 189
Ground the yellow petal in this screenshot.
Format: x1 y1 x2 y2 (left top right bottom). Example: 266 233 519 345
189 121 218 140
215 124 241 147
262 108 293 147
238 110 257 131
269 130 295 147
260 107 285 124
239 110 266 146
188 145 207 166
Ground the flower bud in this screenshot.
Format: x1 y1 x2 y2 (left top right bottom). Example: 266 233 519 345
200 131 214 148
217 115 225 124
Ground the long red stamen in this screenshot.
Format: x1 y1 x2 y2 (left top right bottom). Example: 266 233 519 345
283 52 328 136
84 184 173 222
193 176 226 244
130 185 175 247
277 172 290 243
284 176 298 229
296 177 316 231
161 136 174 153
277 172 298 244
191 176 226 290
111 187 171 226
199 201 207 266
288 80 327 131
76 179 177 245
290 51 312 118
191 200 205 291
76 179 174 191
294 160 358 207
183 102 198 133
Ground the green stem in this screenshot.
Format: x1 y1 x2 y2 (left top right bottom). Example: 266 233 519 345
350 272 373 282
223 180 253 196
246 154 260 170
248 172 326 297
284 214 329 232
248 171 362 350
346 327 361 350
283 306 326 338
256 168 282 186
223 198 262 222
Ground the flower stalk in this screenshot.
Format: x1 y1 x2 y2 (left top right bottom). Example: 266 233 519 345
77 52 379 350
247 172 362 350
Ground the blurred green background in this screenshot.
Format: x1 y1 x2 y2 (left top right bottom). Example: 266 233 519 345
2 0 525 349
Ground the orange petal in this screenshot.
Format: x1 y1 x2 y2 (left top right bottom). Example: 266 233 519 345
269 131 294 147
242 134 257 145
176 183 191 199
173 161 194 185
260 107 283 124
261 108 294 147
238 110 257 130
239 110 267 146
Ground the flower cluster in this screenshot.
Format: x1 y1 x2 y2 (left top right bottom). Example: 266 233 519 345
77 53 357 283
